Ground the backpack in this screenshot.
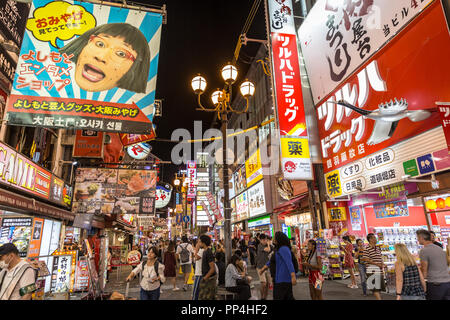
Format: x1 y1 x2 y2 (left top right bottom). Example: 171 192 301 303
269 247 299 279
179 244 190 264
141 259 165 284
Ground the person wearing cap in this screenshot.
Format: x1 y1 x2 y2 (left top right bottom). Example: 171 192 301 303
0 243 37 300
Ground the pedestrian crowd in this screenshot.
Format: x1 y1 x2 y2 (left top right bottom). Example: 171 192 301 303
0 229 449 300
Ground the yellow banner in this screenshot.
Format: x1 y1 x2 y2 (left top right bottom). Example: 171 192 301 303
325 169 342 197
245 149 263 187
328 207 347 222
281 137 310 158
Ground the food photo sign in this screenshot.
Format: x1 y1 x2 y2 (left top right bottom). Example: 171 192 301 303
6 0 163 133
73 168 157 215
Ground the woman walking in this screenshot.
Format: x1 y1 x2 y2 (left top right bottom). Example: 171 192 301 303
303 239 324 300
342 235 357 288
126 246 165 300
163 241 180 291
394 243 426 300
258 231 296 300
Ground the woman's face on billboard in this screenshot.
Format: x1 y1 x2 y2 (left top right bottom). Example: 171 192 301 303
75 33 137 92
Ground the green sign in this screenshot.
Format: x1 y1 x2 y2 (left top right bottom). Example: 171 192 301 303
403 159 419 177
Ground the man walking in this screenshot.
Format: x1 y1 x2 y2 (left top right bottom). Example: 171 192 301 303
198 235 217 300
256 234 272 300
362 233 385 300
192 239 204 300
0 243 37 300
176 235 194 291
417 229 450 300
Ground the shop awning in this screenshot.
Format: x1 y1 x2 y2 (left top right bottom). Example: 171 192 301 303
273 193 309 220
0 187 74 221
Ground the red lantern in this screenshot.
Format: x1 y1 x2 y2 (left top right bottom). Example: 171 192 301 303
436 198 445 209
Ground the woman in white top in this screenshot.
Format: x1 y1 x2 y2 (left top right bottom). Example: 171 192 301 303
126 246 165 300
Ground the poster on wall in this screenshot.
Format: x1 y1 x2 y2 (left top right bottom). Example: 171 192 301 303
349 206 362 231
245 149 263 187
248 181 266 217
235 191 249 221
73 168 157 215
6 0 163 133
320 2 450 197
373 200 409 219
328 207 347 222
28 218 44 257
233 165 247 196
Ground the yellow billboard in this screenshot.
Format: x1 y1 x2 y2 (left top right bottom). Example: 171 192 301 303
245 149 263 187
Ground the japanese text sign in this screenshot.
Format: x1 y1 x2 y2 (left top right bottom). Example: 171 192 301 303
72 130 104 158
268 0 312 180
317 2 450 197
328 207 347 222
298 0 434 105
6 0 163 133
155 183 171 209
245 148 263 187
438 105 450 153
186 161 196 198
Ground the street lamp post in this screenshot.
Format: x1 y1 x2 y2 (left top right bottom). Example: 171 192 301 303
191 63 255 263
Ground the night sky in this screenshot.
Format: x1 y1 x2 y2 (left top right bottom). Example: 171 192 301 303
132 0 267 183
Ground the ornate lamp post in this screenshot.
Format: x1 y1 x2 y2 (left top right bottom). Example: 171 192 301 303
191 63 255 262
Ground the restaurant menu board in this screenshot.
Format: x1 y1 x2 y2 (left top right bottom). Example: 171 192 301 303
374 200 409 219
73 168 157 215
50 255 73 293
233 166 247 196
248 181 266 217
0 217 33 257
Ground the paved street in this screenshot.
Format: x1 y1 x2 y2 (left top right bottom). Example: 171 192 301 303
71 264 395 300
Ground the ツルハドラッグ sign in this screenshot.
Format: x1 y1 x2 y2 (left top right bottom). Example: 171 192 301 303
5 0 163 133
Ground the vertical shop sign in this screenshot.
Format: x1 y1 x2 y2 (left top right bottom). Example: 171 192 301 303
245 149 263 187
201 201 214 226
6 0 163 133
187 161 197 198
28 217 44 257
267 0 312 180
437 104 450 153
206 192 222 221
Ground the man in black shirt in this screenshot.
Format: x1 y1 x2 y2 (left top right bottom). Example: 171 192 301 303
198 235 217 300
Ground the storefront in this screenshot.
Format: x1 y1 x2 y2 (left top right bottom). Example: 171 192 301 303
247 214 272 237
284 212 312 247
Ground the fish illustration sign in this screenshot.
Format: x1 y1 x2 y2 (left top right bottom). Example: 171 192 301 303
5 0 163 133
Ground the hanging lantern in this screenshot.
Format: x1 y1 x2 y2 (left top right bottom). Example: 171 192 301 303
445 197 450 208
436 198 445 209
425 199 437 210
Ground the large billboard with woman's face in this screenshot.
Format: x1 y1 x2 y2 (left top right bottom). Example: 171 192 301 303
5 0 163 133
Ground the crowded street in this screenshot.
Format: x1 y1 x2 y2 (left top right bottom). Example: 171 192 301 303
0 0 449 311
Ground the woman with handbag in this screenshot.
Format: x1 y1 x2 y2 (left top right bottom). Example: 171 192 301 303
302 239 324 300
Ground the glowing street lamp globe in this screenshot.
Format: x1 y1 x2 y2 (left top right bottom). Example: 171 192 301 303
221 64 238 84
191 75 207 94
211 90 223 106
240 80 255 98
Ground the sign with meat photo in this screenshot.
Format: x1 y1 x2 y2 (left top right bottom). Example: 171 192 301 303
73 168 157 215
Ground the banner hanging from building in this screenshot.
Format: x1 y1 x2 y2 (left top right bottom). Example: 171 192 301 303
73 130 104 158
73 168 157 215
320 2 450 198
245 148 263 187
6 0 163 133
186 161 197 198
298 0 435 106
267 0 313 180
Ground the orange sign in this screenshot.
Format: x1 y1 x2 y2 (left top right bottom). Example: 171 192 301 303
28 218 44 257
73 130 104 158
